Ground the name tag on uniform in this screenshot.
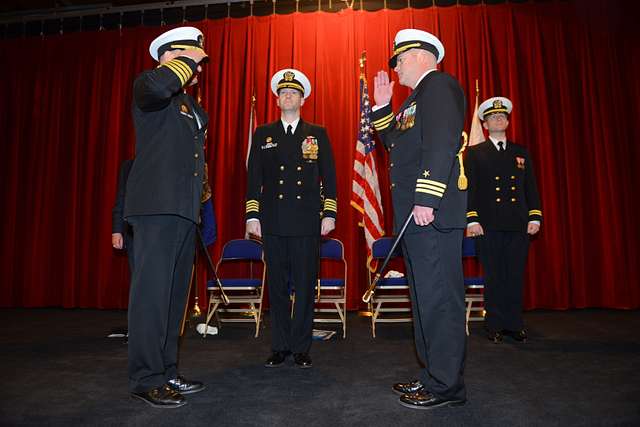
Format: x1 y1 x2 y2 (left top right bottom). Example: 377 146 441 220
262 136 278 150
395 102 416 131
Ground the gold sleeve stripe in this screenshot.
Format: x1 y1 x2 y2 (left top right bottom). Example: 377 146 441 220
416 183 445 194
373 116 394 128
372 112 394 126
416 188 443 197
416 178 447 190
373 123 393 132
172 59 193 77
166 60 190 83
529 209 542 216
162 63 186 85
467 211 479 218
324 206 338 212
163 62 188 85
374 122 392 131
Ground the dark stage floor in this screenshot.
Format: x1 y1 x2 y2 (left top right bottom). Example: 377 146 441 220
1 308 639 426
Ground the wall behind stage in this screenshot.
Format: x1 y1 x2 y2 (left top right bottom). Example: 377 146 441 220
1 1 638 310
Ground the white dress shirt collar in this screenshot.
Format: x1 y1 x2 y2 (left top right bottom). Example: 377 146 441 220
489 135 507 151
281 117 301 134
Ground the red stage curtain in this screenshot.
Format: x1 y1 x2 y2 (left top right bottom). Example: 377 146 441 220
1 1 638 310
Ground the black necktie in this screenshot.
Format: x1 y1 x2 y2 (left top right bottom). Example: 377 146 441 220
286 124 293 136
498 141 505 152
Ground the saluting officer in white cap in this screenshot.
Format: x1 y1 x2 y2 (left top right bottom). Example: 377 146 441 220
466 96 542 345
369 28 468 410
124 26 209 409
245 68 337 369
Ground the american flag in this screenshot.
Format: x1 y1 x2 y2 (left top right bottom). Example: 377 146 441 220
351 73 385 271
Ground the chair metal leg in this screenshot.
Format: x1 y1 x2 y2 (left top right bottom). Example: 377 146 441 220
465 299 472 336
203 301 220 338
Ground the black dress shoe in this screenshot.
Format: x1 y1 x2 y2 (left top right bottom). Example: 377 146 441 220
486 330 503 343
503 329 527 342
392 380 424 396
399 389 466 411
265 351 291 368
167 376 205 394
293 352 313 368
131 385 187 408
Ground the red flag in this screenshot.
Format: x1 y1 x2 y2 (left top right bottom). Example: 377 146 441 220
351 71 384 271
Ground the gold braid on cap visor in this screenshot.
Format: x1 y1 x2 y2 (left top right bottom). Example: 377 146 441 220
277 82 305 94
393 42 422 56
482 108 509 119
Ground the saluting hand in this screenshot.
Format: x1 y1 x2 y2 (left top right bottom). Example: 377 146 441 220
373 70 394 107
178 48 209 64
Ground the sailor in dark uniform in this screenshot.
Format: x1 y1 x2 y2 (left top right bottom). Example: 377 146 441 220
124 26 208 408
370 29 467 410
466 97 542 343
245 69 337 369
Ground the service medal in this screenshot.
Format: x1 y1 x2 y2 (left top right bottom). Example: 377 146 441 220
301 136 319 161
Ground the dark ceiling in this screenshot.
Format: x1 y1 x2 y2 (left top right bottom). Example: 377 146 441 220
1 1 166 15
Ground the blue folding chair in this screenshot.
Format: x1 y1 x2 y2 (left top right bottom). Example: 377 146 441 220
314 238 348 338
462 236 485 335
203 239 265 338
367 237 411 338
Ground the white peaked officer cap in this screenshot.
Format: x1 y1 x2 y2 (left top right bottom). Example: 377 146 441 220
270 69 312 99
389 28 445 67
148 26 205 61
478 97 513 121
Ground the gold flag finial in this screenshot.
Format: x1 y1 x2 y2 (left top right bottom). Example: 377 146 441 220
359 51 367 77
